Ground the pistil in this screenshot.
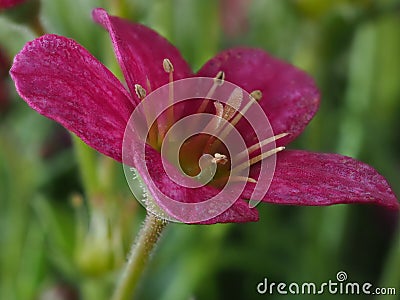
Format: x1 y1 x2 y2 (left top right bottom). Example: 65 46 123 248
211 153 228 165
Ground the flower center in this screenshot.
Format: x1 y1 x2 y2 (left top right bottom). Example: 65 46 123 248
134 59 288 188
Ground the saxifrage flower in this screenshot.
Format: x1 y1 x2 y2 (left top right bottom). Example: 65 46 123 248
10 8 398 224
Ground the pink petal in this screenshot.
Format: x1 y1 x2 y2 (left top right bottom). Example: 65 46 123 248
197 48 320 146
129 144 258 224
199 199 259 224
243 150 399 209
10 34 133 162
0 0 25 9
92 8 192 104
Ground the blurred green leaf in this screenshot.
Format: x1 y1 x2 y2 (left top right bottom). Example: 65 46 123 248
337 21 376 157
0 130 42 300
0 16 35 56
39 0 106 55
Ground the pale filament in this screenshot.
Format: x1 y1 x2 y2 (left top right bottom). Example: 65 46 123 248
232 146 285 175
144 77 161 146
229 176 257 183
212 175 257 187
236 132 289 160
213 132 287 185
158 58 175 146
196 71 225 114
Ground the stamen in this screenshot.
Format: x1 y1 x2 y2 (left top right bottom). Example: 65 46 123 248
159 58 175 144
214 70 225 86
232 146 285 174
229 89 262 127
248 146 285 165
162 58 174 73
250 90 262 101
196 71 225 114
212 175 257 187
134 84 146 100
237 132 289 160
211 153 228 165
230 176 257 183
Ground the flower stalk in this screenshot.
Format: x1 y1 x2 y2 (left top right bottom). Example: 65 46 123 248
112 213 168 300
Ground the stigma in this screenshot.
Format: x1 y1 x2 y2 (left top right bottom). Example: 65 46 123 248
212 153 228 165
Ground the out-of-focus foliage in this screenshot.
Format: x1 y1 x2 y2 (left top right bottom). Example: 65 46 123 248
0 0 399 299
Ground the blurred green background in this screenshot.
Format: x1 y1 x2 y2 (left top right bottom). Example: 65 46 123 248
1 0 400 299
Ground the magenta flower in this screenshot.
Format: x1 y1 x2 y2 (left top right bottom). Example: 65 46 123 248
10 8 398 224
0 0 25 9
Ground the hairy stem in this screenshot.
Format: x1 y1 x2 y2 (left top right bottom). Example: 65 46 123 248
111 213 168 300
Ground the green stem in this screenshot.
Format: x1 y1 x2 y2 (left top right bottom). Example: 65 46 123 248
111 213 168 300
